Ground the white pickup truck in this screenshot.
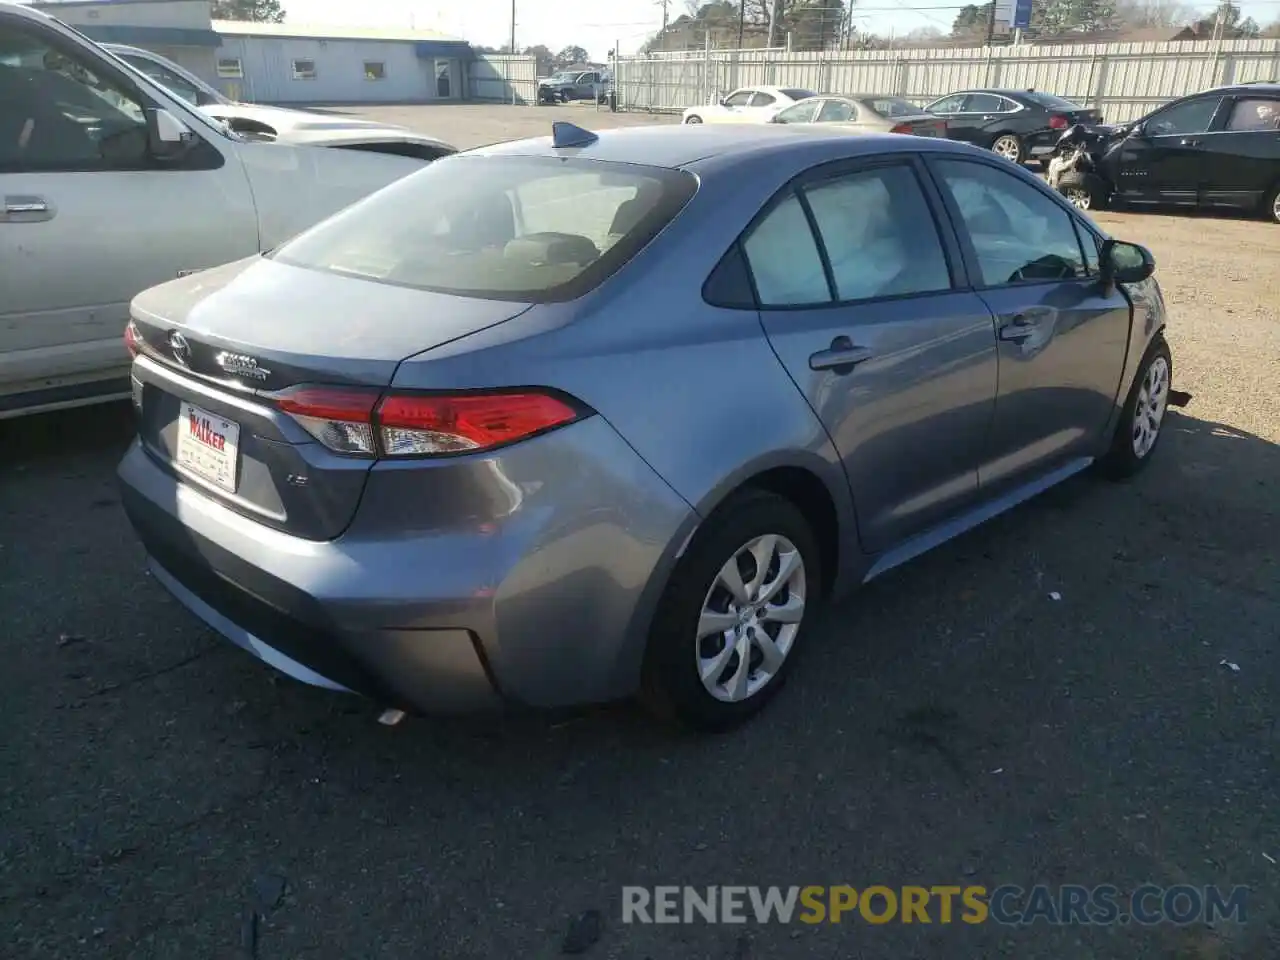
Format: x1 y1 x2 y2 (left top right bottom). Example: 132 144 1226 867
0 1 433 418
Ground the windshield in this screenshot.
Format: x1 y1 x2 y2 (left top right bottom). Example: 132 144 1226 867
547 73 576 82
779 88 817 101
271 155 698 302
867 97 923 118
1022 92 1084 111
117 53 227 107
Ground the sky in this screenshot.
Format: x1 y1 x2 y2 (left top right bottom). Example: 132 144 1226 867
283 0 1278 57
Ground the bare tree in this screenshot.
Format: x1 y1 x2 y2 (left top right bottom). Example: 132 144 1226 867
1114 0 1196 28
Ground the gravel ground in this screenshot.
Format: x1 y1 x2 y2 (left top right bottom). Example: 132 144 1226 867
1 108 1277 959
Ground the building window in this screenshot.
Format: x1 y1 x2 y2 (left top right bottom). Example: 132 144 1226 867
216 58 243 79
364 61 385 81
291 59 317 80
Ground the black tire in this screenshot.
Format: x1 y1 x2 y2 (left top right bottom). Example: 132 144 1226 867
990 133 1024 164
1056 171 1109 212
1098 336 1173 480
684 114 703 124
640 489 822 732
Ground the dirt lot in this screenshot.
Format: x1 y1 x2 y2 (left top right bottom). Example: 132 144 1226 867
1 105 1277 959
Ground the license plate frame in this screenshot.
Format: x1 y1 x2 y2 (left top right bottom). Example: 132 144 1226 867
175 401 240 493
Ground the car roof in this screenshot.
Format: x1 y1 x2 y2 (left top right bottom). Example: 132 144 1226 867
470 122 981 169
1206 81 1280 94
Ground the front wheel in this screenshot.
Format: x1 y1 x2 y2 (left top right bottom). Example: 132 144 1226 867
1057 171 1109 212
1265 182 1280 224
641 490 821 732
1098 337 1173 480
684 114 703 124
990 133 1024 164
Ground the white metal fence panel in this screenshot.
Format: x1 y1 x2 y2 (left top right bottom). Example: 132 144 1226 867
468 55 538 104
614 39 1280 122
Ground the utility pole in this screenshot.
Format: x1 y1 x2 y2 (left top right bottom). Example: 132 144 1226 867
656 0 669 51
509 0 516 54
738 0 745 48
767 0 781 47
985 0 996 44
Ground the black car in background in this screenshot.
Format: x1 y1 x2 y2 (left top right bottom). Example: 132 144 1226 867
1050 82 1280 222
924 88 1103 164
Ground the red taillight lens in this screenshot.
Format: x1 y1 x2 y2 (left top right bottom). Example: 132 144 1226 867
124 320 141 358
1049 114 1069 129
273 386 584 458
275 386 380 456
889 122 912 134
377 391 581 457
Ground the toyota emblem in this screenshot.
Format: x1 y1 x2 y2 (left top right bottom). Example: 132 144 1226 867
168 331 191 367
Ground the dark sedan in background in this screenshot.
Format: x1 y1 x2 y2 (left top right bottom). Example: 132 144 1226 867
925 88 1103 164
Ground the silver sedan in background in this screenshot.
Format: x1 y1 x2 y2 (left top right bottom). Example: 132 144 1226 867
770 94 949 137
118 122 1175 733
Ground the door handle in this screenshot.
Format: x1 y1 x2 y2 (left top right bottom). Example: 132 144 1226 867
998 313 1039 342
1179 138 1202 146
982 114 998 120
2 195 54 222
809 336 873 372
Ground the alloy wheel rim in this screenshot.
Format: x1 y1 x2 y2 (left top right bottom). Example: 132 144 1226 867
1066 187 1091 210
686 115 702 124
1132 356 1170 458
994 137 1020 160
1273 191 1280 222
696 534 807 703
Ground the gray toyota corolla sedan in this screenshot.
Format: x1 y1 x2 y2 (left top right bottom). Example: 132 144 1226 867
118 121 1175 731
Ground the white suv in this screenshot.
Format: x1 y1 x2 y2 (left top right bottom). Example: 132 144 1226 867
0 2 436 418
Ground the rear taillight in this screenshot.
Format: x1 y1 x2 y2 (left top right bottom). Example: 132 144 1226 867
276 386 379 456
273 386 585 458
1049 114 1069 129
889 122 912 134
124 320 141 358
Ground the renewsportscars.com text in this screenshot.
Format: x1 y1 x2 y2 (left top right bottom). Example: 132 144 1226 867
621 885 1248 926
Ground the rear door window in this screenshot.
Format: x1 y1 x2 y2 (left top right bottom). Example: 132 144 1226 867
270 155 697 302
741 193 831 307
750 91 777 108
801 165 952 301
1225 98 1280 131
724 90 754 107
964 93 1006 113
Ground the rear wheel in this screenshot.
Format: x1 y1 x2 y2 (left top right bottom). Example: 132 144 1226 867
641 490 821 732
1057 171 1109 212
1098 337 1173 480
991 133 1024 164
684 114 703 124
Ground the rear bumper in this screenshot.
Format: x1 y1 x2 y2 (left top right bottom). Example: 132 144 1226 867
117 414 695 713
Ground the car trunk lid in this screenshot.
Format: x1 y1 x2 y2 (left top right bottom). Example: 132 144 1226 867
1050 107 1104 130
128 257 533 541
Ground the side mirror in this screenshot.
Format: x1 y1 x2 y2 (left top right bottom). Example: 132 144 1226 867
1101 239 1155 285
147 107 195 160
1127 120 1146 139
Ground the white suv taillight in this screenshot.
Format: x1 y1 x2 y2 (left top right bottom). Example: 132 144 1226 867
273 386 586 458
124 320 141 358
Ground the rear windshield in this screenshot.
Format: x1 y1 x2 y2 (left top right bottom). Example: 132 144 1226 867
867 97 923 118
780 88 817 101
270 155 697 302
1022 92 1084 111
